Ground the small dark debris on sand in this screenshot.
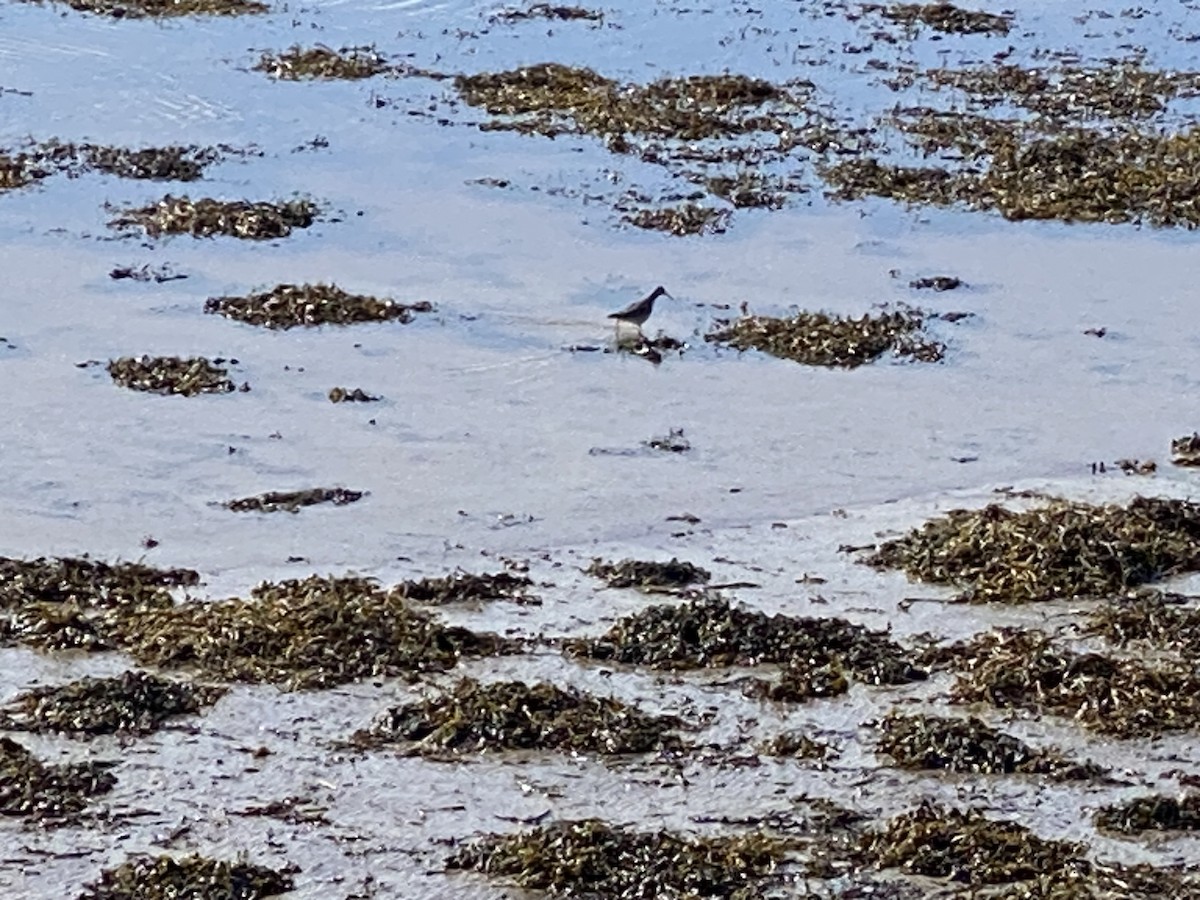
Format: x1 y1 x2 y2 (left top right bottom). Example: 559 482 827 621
0 736 117 822
110 264 187 283
18 0 266 19
223 487 365 513
646 427 691 453
874 2 1012 35
858 802 1081 885
1083 590 1200 655
329 387 379 403
909 275 962 291
585 557 711 591
866 496 1200 603
492 3 601 23
564 595 926 685
391 571 537 605
79 854 294 900
876 713 1106 780
1095 795 1200 834
931 627 1200 738
706 306 944 367
109 195 318 240
107 356 241 396
446 819 792 897
205 283 431 329
1172 433 1200 467
0 670 225 737
352 678 683 756
254 45 391 80
114 575 513 689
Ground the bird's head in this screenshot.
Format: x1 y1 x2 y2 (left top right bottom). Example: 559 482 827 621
650 285 672 301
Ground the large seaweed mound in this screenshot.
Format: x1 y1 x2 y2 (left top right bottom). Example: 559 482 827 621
866 496 1200 603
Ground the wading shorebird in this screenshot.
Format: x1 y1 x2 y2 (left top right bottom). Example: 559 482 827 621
607 285 672 334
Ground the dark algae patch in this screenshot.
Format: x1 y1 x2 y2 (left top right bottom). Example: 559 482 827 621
935 628 1200 738
254 45 391 81
585 558 711 591
876 713 1105 780
874 2 1012 35
757 730 830 760
19 0 266 19
223 487 365 513
1095 795 1200 834
564 595 926 685
865 496 1200 603
447 818 792 898
392 571 536 605
352 679 683 756
0 736 116 822
0 670 225 737
205 283 432 329
859 802 1082 885
108 356 241 397
706 306 944 367
109 195 318 240
79 855 294 900
114 575 511 689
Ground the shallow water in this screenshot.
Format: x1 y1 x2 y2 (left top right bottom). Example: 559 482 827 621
3 0 1200 894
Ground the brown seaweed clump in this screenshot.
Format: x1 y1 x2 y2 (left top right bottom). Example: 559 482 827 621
825 127 1200 229
20 0 266 18
391 571 537 605
1172 433 1200 467
0 736 117 822
0 670 225 737
328 387 379 403
0 557 197 610
492 3 601 23
455 64 797 143
1083 591 1200 656
107 356 240 396
1095 795 1200 834
875 1 1011 35
205 283 432 329
0 556 196 651
222 488 365 513
866 496 1200 603
585 558 711 591
859 803 1083 885
79 854 294 900
909 275 962 291
36 142 223 181
876 713 1105 780
253 45 391 80
352 679 683 756
935 627 1200 738
623 203 730 236
112 575 512 689
706 306 944 367
109 195 317 240
743 662 849 703
757 730 831 760
564 595 926 686
447 819 791 898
